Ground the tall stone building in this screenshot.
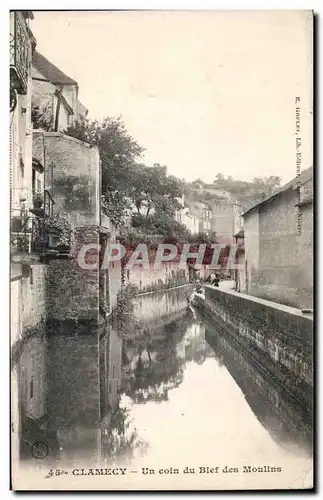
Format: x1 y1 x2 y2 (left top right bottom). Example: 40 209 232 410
242 167 313 309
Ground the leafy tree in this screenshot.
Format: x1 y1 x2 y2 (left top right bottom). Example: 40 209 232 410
65 116 144 228
122 314 193 404
130 163 183 218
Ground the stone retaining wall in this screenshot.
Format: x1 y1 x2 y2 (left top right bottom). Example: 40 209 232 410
202 286 313 408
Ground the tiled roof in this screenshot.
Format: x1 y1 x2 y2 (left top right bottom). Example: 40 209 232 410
33 51 78 86
242 167 313 217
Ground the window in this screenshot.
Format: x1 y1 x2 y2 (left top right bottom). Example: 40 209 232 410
37 179 41 192
29 378 33 398
32 168 36 191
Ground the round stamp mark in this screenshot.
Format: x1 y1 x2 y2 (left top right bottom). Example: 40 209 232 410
31 441 49 459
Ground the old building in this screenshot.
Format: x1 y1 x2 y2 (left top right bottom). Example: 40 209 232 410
242 167 313 309
10 11 49 349
210 200 242 244
32 50 87 132
11 18 122 352
10 11 35 217
174 196 199 234
184 200 211 234
29 49 122 326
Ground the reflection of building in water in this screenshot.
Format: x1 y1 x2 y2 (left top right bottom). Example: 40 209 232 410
100 329 122 419
205 324 312 454
176 322 215 364
132 286 191 331
15 333 48 459
123 311 195 405
176 322 206 359
16 326 123 465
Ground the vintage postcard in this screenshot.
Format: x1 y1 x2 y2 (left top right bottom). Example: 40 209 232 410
10 10 314 491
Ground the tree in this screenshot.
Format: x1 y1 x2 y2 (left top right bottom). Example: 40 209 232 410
130 163 183 218
214 173 225 183
122 314 193 404
65 116 144 228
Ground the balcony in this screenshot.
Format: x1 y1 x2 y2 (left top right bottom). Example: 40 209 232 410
29 189 55 218
10 12 30 95
11 190 65 259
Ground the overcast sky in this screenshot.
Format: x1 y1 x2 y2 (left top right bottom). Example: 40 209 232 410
30 10 313 183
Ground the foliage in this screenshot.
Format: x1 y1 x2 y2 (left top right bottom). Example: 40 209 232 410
101 190 131 230
65 116 144 227
101 406 148 463
43 213 72 247
32 189 44 205
53 175 90 212
112 283 138 336
129 213 192 245
130 163 183 218
185 174 282 211
122 314 193 404
65 118 184 231
31 102 54 131
212 173 281 209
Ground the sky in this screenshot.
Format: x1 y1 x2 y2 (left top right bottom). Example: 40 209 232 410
30 10 313 184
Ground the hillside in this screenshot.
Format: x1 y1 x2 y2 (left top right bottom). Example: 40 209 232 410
183 174 282 212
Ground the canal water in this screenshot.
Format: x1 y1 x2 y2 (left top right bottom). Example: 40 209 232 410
12 286 313 489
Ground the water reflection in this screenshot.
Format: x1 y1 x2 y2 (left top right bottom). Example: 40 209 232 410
13 286 312 473
204 318 313 456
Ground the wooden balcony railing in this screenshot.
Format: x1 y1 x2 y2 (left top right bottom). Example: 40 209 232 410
10 12 30 95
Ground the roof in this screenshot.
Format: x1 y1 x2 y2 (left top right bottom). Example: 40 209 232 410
33 51 78 86
242 167 313 217
295 193 313 207
234 229 244 238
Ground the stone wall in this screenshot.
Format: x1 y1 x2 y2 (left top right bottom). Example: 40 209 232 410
22 264 47 328
244 209 260 294
11 264 47 347
33 131 100 228
125 263 190 293
244 188 313 308
297 202 313 309
46 226 101 325
132 285 193 335
211 200 238 244
17 332 47 422
202 286 313 408
45 333 102 464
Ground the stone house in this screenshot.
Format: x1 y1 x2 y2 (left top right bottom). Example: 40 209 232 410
32 50 87 132
174 195 199 234
184 200 211 234
32 129 121 326
10 11 49 348
210 200 242 245
29 51 122 327
242 167 313 309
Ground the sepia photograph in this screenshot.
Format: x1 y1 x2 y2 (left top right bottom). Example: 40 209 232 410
9 9 314 491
